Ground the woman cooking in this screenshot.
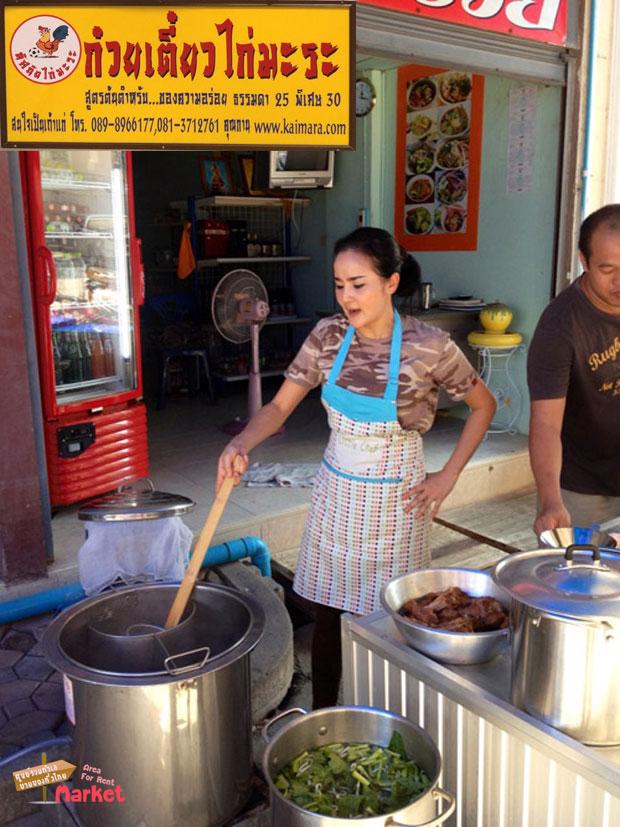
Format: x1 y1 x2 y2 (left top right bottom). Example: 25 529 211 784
217 227 496 707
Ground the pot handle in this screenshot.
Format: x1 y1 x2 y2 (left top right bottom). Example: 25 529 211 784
164 645 211 675
386 787 455 827
261 708 307 744
118 478 155 494
556 544 609 571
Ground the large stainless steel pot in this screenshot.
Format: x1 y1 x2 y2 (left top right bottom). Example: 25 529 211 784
42 582 264 827
494 544 620 745
262 706 455 826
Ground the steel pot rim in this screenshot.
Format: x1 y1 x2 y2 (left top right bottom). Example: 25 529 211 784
262 705 450 824
42 582 265 686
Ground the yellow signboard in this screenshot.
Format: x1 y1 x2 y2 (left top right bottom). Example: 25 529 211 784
13 759 76 792
1 3 354 149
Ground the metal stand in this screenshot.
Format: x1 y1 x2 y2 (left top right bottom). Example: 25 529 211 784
471 343 526 435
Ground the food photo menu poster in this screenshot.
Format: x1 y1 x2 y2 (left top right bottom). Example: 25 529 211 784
394 64 484 252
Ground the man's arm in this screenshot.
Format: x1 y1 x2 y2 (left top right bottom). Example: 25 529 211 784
529 397 571 535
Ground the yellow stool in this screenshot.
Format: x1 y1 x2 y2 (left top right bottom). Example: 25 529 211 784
467 330 523 348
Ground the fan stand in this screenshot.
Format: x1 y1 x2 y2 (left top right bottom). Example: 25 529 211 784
222 322 262 436
222 321 285 437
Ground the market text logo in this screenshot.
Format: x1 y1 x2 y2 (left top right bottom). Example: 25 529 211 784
10 15 81 84
55 763 126 803
13 758 76 793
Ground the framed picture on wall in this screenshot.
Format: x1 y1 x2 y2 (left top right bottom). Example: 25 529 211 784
239 154 272 196
199 156 234 196
394 64 484 252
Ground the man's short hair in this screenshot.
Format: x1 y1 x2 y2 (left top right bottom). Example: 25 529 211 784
579 204 620 262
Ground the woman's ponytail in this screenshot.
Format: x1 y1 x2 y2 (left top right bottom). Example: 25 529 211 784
396 250 421 297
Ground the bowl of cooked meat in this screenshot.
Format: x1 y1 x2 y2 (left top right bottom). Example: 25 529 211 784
381 568 510 665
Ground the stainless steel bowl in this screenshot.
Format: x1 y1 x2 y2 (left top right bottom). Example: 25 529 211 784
538 526 617 549
380 568 509 665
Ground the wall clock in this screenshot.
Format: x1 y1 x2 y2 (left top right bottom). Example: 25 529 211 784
355 78 376 117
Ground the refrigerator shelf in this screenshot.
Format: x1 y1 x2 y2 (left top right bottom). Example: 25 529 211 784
41 176 112 191
53 301 119 310
46 232 113 240
58 374 121 392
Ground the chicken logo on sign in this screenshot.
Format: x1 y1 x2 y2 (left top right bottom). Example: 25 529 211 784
10 15 81 84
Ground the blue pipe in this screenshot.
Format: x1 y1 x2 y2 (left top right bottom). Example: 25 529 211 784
0 582 87 625
201 535 272 578
0 535 271 624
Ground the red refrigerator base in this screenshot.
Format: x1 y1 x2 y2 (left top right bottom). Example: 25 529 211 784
45 402 148 507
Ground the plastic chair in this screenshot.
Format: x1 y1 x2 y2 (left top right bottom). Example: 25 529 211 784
143 294 216 410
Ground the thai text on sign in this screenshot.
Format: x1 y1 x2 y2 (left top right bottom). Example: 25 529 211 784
13 760 76 792
1 3 354 148
359 0 567 46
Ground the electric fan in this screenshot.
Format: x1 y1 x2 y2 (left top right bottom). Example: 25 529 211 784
211 269 270 435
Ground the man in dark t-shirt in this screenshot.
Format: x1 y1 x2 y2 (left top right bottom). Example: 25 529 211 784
527 204 620 534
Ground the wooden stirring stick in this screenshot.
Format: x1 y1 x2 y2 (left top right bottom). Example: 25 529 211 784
164 458 244 629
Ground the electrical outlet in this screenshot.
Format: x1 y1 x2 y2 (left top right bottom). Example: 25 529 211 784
357 208 368 227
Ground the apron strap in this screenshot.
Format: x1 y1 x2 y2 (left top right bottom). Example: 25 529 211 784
326 324 356 385
326 309 402 401
384 310 402 402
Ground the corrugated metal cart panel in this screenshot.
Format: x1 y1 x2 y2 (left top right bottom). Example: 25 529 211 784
342 612 620 827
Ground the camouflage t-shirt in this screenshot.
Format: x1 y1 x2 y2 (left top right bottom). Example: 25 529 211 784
285 313 478 432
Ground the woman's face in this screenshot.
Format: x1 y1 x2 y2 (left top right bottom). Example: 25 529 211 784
333 249 399 336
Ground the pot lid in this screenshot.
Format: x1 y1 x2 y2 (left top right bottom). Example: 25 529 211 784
493 544 620 618
78 479 195 522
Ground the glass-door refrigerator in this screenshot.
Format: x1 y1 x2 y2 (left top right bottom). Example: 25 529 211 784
21 149 148 507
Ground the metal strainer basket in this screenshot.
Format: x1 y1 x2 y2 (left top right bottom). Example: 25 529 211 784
58 584 251 677
86 591 205 674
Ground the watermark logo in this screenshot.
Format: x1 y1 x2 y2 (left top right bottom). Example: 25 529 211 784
10 15 81 84
56 763 126 803
13 755 125 806
13 757 76 794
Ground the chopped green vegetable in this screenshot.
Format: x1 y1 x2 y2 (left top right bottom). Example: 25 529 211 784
388 731 407 760
274 738 431 818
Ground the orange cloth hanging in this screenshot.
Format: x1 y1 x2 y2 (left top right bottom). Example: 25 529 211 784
176 222 196 280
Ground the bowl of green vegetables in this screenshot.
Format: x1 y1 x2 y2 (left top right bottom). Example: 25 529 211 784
262 705 455 825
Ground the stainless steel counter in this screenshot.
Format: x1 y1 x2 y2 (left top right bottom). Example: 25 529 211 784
342 611 620 827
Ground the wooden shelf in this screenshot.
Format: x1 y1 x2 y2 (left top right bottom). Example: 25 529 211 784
170 195 311 210
197 256 311 267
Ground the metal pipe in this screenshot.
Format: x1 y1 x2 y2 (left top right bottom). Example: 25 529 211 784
9 153 54 562
581 0 597 215
0 536 271 624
